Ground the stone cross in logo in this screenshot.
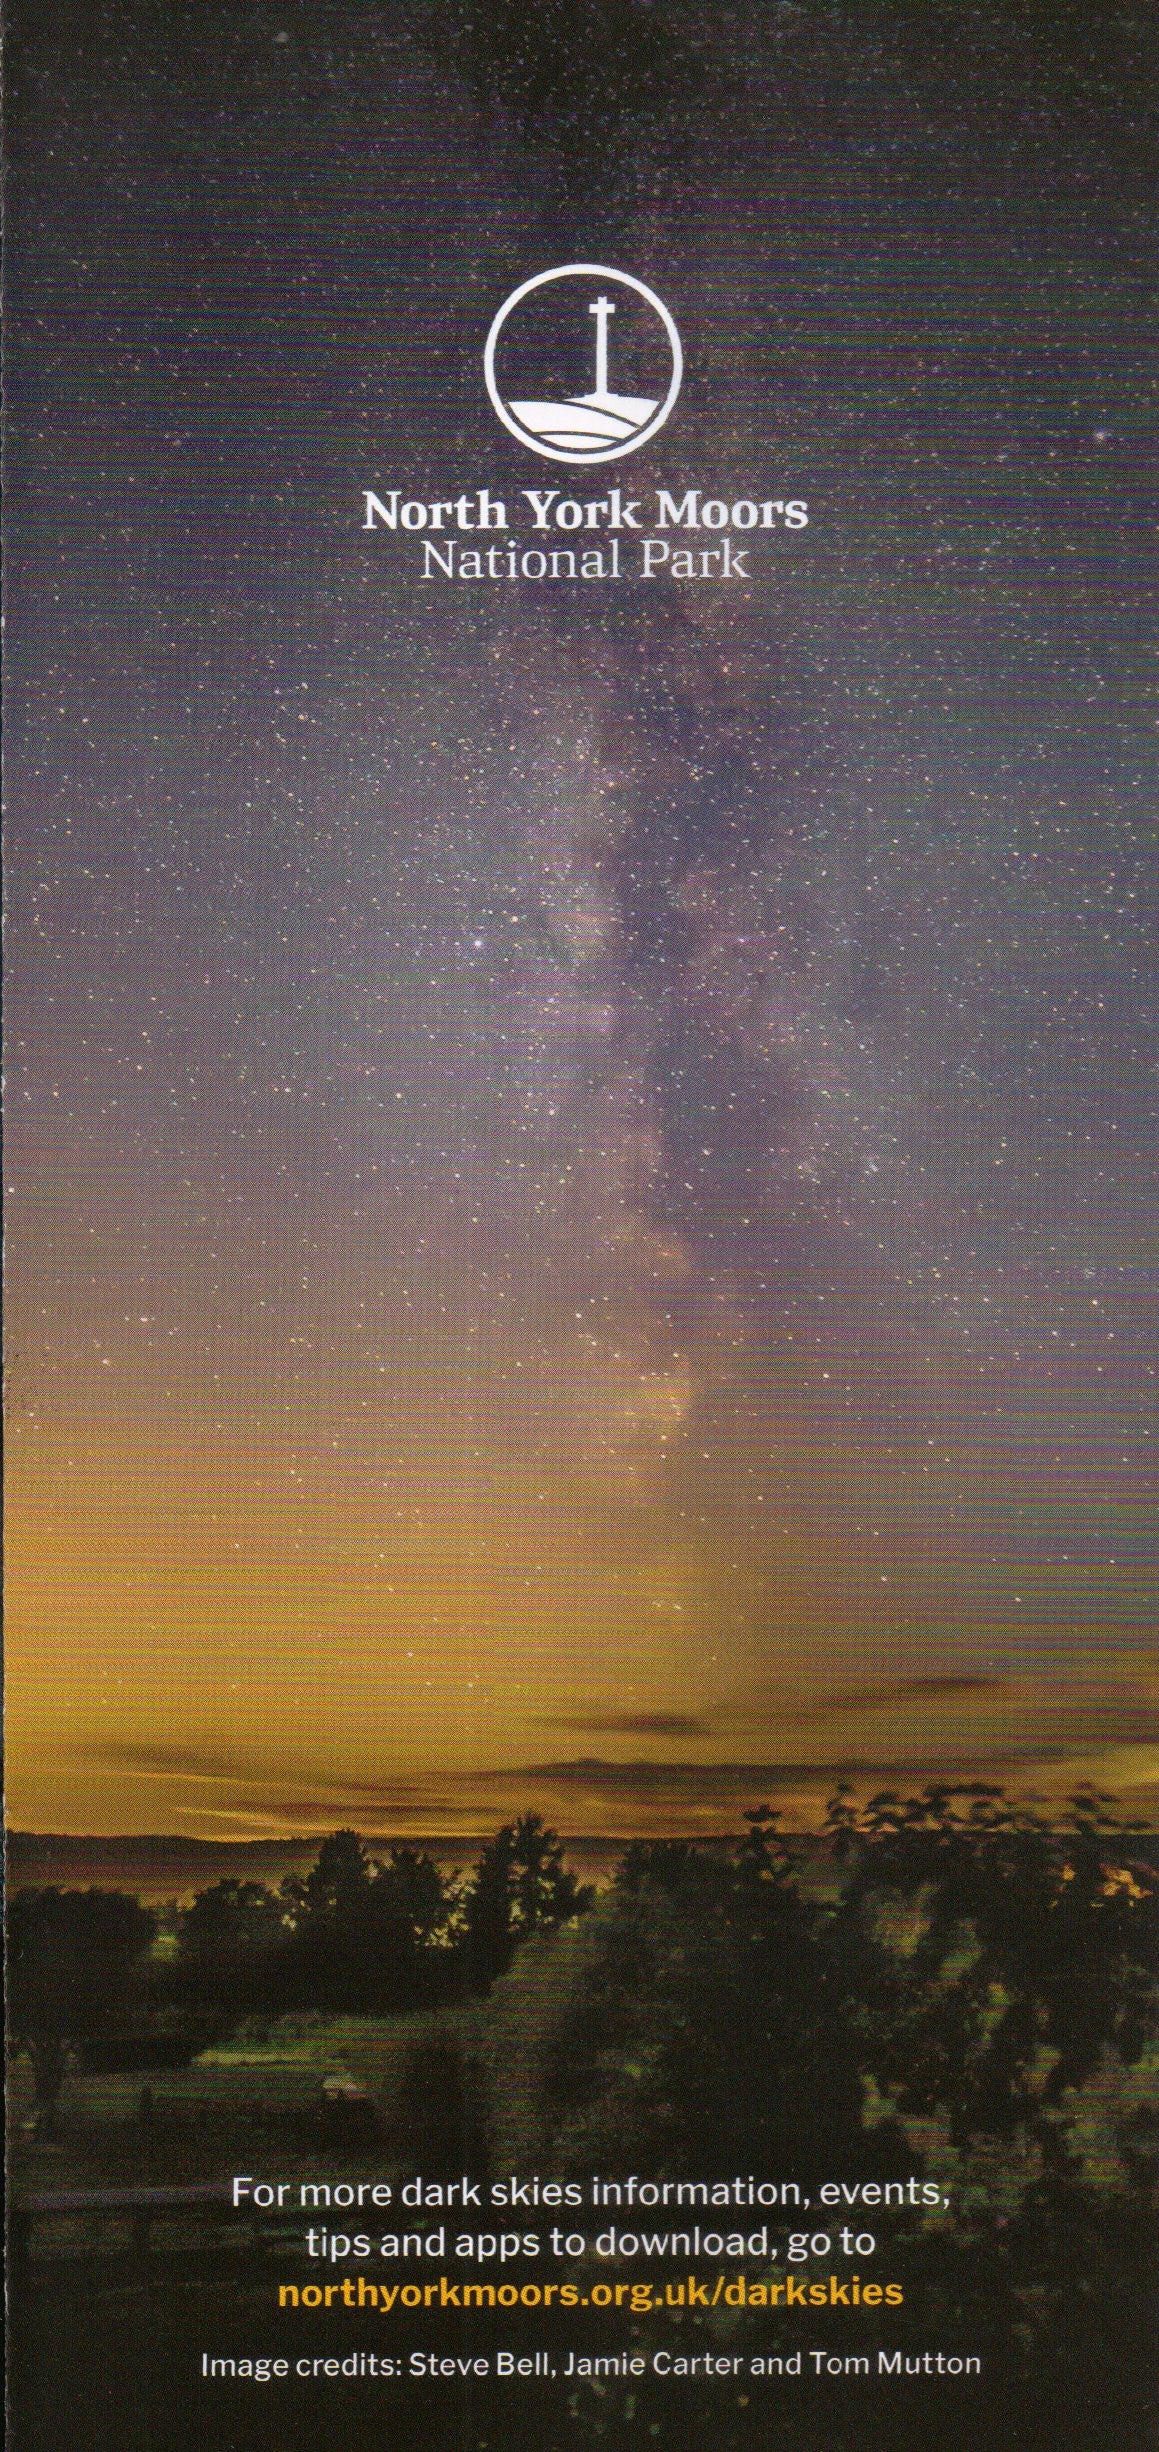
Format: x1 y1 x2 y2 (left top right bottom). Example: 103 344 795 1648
588 295 614 401
484 265 683 465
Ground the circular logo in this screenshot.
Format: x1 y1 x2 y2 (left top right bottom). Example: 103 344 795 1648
484 264 682 465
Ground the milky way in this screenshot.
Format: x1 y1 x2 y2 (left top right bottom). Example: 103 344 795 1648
5 0 1156 1836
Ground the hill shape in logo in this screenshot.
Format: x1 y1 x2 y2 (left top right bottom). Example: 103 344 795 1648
504 391 659 453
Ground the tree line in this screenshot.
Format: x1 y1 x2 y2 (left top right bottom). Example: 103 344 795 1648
8 1814 590 2127
9 1788 1157 2157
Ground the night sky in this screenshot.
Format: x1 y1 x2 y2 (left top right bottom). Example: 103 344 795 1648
5 0 1156 1840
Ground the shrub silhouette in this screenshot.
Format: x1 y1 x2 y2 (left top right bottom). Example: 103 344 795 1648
9 1887 157 2129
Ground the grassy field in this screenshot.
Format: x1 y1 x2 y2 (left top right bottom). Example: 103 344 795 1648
11 2007 484 2197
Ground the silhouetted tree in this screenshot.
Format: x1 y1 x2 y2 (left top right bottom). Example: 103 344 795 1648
462 1815 593 1989
581 1814 870 2175
302 1828 375 1917
176 1878 287 2020
276 1831 455 2013
8 1888 156 2132
825 1783 1158 2143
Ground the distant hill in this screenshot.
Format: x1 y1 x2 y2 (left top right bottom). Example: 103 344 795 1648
4 1829 624 1903
6 1832 339 1902
14 1822 1146 1909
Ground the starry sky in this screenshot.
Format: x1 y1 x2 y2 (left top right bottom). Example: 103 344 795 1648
5 0 1156 1840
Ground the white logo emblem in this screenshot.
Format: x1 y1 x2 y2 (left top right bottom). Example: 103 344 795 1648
484 264 682 464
